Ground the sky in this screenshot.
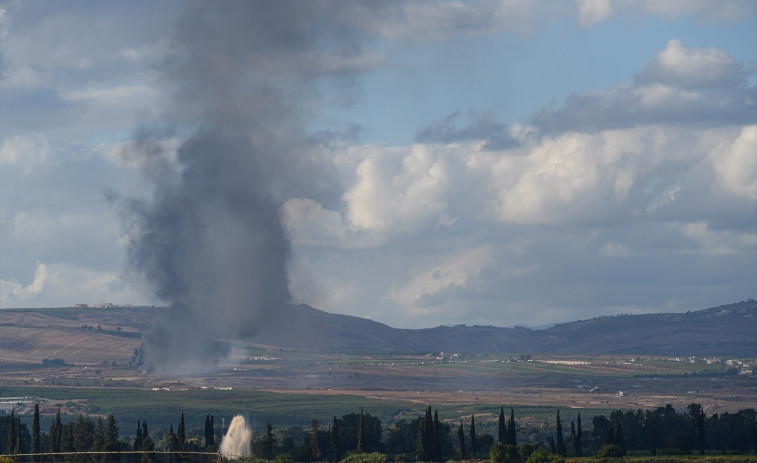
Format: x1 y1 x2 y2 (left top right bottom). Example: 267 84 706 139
1 0 756 330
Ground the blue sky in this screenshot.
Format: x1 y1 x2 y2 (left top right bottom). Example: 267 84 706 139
1 0 755 330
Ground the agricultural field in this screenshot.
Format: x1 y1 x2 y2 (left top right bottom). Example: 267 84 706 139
1 307 755 435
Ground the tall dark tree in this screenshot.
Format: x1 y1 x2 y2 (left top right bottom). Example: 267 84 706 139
32 403 41 454
689 403 705 455
648 419 656 456
93 417 105 456
134 421 143 452
357 409 365 453
307 419 321 462
105 414 120 461
177 412 186 451
555 410 567 457
167 424 178 452
469 414 477 458
262 420 275 460
508 409 517 446
142 421 150 449
49 410 62 453
433 409 442 462
570 421 576 456
203 414 215 450
73 415 94 453
457 422 466 460
209 416 215 447
5 410 17 454
498 407 506 444
575 413 583 457
330 417 340 462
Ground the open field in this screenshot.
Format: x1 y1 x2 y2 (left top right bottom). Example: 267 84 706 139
1 307 755 434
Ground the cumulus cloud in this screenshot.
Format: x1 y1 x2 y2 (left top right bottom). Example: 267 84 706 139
0 261 144 308
0 134 52 173
533 40 756 133
711 124 757 201
391 245 495 311
638 39 748 90
576 0 757 27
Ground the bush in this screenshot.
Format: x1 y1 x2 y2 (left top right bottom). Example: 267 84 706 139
522 447 564 463
518 443 534 459
490 443 519 462
595 444 625 458
341 452 386 463
274 453 295 463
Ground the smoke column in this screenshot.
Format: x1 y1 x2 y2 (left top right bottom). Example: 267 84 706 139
220 415 252 458
123 1 374 373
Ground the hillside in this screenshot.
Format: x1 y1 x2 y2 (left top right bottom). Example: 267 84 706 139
1 301 755 364
252 300 757 357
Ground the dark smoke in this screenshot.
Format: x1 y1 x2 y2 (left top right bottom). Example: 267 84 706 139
123 1 376 373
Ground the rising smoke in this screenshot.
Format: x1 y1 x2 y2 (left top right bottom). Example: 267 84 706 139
220 415 252 458
123 1 376 373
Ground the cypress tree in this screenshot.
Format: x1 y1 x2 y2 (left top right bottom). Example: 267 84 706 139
263 420 275 460
433 409 441 462
203 415 210 449
177 413 186 451
16 416 24 453
307 419 321 462
331 417 340 462
93 417 105 455
555 410 566 457
424 407 434 461
416 413 427 461
357 409 365 453
6 410 16 454
469 414 476 458
575 413 583 457
457 421 466 460
167 424 178 452
570 421 576 456
209 416 215 448
32 403 41 454
498 406 506 444
508 409 517 445
134 421 143 451
142 421 148 442
49 409 62 453
648 419 656 456
105 414 120 461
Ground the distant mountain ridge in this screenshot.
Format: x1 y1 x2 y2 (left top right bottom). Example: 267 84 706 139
252 300 757 357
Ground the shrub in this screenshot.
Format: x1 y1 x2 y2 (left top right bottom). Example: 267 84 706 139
490 443 519 462
595 444 625 458
274 453 295 463
341 452 386 463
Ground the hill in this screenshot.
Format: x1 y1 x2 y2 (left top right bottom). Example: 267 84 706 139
0 300 754 364
252 300 757 357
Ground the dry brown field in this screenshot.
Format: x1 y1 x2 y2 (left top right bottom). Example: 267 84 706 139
1 307 755 418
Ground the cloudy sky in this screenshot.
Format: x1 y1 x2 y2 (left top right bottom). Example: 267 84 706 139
1 0 755 329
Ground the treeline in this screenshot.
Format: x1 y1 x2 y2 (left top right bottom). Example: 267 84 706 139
2 403 756 461
0 406 215 462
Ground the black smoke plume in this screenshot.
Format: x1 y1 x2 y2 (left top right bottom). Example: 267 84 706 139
123 1 374 373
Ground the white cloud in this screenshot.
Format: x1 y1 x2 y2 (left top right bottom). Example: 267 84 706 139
0 261 47 303
391 245 495 311
533 41 754 132
576 0 614 28
676 221 757 255
576 0 757 27
0 134 52 173
639 39 747 90
711 124 757 201
0 261 148 308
